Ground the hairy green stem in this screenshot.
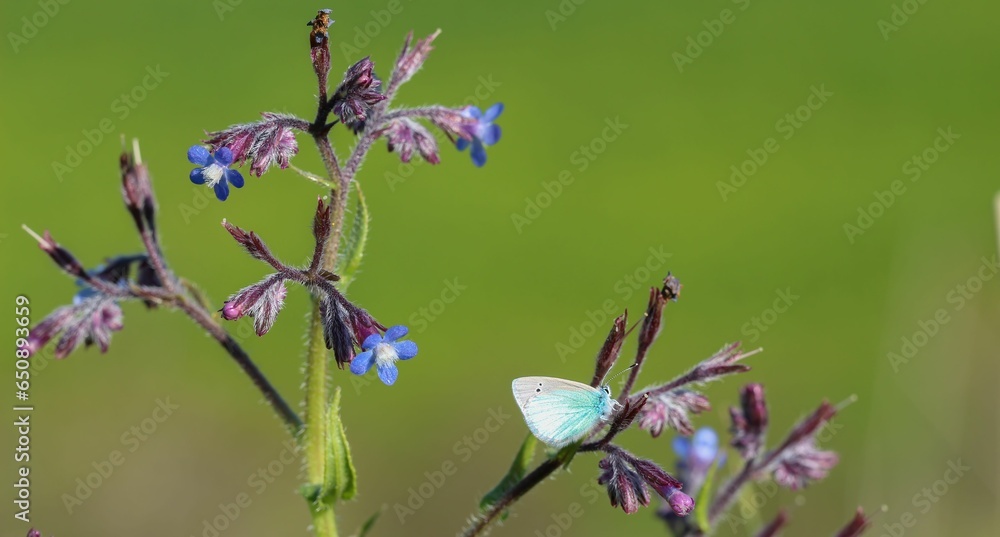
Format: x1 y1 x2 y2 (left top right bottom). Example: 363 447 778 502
301 129 358 537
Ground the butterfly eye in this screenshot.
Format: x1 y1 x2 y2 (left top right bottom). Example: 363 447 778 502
602 386 611 395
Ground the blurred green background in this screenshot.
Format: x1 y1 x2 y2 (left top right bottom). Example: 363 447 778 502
1 0 997 535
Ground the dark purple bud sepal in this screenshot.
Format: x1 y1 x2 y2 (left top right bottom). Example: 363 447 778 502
332 57 387 133
204 113 304 178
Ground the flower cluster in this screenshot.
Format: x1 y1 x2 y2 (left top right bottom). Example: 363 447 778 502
24 142 168 361
23 238 154 359
202 112 304 179
217 198 418 385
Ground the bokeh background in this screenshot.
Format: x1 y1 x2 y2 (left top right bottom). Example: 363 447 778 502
1 0 998 535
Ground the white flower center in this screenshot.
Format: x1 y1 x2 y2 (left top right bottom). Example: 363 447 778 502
203 163 226 186
373 342 399 367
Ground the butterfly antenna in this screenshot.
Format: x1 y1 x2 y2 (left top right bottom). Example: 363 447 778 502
605 363 638 385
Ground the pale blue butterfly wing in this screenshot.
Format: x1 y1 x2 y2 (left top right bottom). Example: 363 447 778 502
512 377 616 448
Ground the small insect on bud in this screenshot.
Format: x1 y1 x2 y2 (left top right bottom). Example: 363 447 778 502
309 8 334 98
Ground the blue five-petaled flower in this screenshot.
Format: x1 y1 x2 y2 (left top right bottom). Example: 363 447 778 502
350 325 418 385
188 145 245 201
456 103 503 167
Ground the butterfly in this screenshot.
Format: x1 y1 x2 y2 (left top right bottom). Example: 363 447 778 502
512 377 620 448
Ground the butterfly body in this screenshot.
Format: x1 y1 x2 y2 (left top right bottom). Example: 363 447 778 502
512 376 618 448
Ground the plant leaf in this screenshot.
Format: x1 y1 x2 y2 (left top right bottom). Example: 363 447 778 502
335 181 369 291
480 434 537 514
291 164 338 190
180 277 213 312
321 387 357 504
352 507 383 537
694 459 719 531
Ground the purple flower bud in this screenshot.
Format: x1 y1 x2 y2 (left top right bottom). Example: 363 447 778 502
765 401 839 489
204 113 303 177
631 457 682 494
332 57 387 133
638 389 711 437
833 507 870 537
221 276 288 336
392 30 440 88
26 530 42 537
221 301 243 321
319 294 356 367
380 118 439 164
29 289 125 359
23 227 90 281
598 451 650 514
591 311 626 387
346 305 385 347
120 139 156 233
636 273 680 360
730 383 769 459
771 443 839 490
665 487 695 516
221 219 286 271
427 107 479 143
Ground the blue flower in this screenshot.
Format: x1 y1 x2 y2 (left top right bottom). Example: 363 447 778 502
349 325 418 385
188 145 245 201
456 103 503 167
673 427 720 470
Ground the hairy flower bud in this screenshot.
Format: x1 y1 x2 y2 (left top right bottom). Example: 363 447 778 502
332 57 386 132
221 275 288 336
120 138 156 233
392 30 440 88
591 311 627 387
205 113 303 177
381 118 440 164
730 383 769 459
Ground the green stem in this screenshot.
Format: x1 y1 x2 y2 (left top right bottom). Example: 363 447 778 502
305 300 331 485
301 131 352 537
